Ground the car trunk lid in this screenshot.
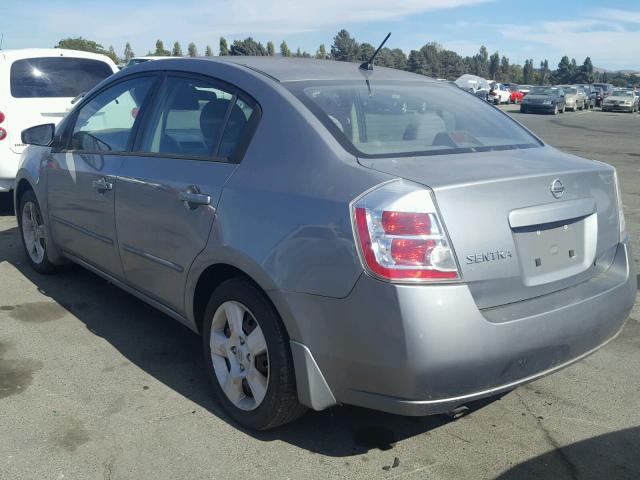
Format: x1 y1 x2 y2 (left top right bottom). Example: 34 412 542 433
358 146 620 308
7 97 71 154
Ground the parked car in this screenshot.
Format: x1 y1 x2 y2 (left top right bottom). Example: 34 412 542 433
592 83 614 100
576 84 596 109
517 85 534 95
454 74 491 102
509 87 524 104
0 48 117 193
602 90 639 112
15 58 635 430
489 82 511 104
125 56 173 68
559 86 586 111
520 86 566 114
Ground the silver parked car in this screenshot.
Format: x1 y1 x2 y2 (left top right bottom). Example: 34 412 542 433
559 85 586 111
15 58 636 430
602 89 639 112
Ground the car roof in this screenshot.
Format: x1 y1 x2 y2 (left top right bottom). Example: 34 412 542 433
0 48 112 62
141 56 439 84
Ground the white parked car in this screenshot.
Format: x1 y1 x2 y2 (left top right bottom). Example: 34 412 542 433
489 82 511 105
0 48 117 192
125 56 173 68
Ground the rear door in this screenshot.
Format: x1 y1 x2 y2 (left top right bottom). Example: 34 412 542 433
115 73 259 314
7 56 114 156
48 74 158 277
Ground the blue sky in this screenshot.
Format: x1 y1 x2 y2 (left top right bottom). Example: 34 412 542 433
2 0 639 70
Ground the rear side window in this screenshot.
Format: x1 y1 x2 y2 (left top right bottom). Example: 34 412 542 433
70 76 155 152
288 81 541 158
138 75 255 160
10 57 113 98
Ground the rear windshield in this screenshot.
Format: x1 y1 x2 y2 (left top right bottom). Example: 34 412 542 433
287 81 540 158
10 57 113 98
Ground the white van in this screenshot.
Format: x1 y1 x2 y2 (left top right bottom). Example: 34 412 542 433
0 48 118 191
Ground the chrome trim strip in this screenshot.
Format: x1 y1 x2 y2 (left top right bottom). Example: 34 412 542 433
122 243 184 272
51 215 114 245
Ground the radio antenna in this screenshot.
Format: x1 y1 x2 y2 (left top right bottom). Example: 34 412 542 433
359 32 391 71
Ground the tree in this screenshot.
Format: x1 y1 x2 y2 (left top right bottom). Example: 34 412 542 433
539 60 550 85
153 39 171 56
172 41 183 57
315 44 327 59
439 49 464 80
407 50 427 75
500 56 510 81
489 52 500 80
476 46 489 78
188 42 198 57
219 37 229 56
553 56 573 84
55 37 107 54
266 41 275 56
358 43 375 63
295 47 302 57
280 40 291 57
107 45 118 64
579 57 595 84
390 48 407 70
523 59 534 84
123 42 135 63
205 45 213 57
230 37 267 56
331 29 359 62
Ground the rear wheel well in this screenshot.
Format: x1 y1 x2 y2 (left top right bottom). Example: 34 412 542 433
193 264 270 334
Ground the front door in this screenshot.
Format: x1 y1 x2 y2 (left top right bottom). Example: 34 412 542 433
115 74 258 314
47 75 157 277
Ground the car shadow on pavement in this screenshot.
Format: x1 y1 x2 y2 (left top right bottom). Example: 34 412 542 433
0 224 504 456
496 427 640 480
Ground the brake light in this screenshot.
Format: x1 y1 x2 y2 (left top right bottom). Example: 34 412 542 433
0 111 5 123
0 127 6 141
352 181 460 282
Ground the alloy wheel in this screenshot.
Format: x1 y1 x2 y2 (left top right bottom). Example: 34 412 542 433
21 201 46 264
209 301 269 411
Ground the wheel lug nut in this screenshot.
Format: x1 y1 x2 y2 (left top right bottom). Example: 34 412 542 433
246 353 251 361
239 364 245 372
230 346 237 354
239 338 245 345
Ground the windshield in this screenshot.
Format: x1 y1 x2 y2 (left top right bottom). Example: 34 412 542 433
528 87 558 95
287 81 540 158
10 57 113 98
563 87 578 95
612 91 633 97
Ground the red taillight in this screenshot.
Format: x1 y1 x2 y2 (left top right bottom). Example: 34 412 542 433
381 211 431 235
0 127 7 141
0 111 5 123
352 181 460 282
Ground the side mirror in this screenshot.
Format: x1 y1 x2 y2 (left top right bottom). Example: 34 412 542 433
21 123 55 146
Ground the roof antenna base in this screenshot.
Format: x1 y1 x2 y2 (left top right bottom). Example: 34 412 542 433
358 32 391 72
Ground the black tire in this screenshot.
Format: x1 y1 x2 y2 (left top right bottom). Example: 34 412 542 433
17 190 58 274
202 278 307 430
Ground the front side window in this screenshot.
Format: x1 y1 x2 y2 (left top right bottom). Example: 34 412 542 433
139 76 255 159
70 76 155 152
10 57 113 98
288 81 540 158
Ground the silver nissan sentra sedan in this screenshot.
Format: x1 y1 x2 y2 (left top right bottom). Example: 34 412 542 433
14 57 636 430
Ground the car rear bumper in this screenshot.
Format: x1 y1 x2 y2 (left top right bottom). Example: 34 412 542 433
282 239 636 415
0 149 22 191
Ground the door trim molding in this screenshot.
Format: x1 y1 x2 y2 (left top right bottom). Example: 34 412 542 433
51 215 114 245
122 243 184 272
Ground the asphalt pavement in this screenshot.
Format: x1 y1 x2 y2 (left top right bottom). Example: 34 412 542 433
0 105 639 480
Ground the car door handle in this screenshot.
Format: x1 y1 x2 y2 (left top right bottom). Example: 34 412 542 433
178 191 211 206
92 177 113 191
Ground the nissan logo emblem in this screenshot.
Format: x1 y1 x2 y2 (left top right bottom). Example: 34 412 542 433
550 179 565 198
